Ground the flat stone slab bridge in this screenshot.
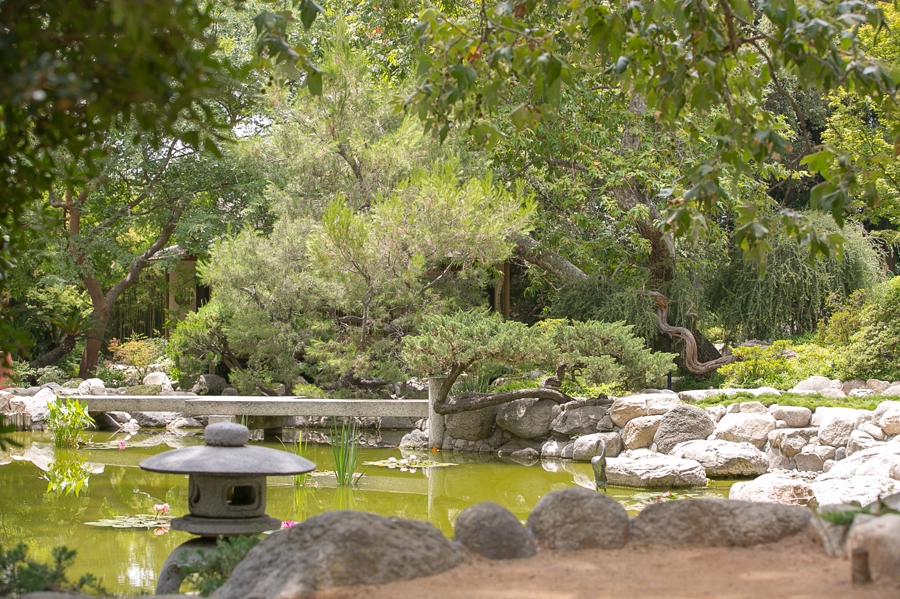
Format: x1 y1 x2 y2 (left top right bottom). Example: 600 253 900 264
78 395 428 419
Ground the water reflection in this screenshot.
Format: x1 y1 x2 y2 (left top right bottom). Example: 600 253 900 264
1 431 733 595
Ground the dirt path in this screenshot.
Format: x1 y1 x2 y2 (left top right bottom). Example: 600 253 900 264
308 535 899 599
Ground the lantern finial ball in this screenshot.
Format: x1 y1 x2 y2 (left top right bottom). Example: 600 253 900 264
204 422 250 447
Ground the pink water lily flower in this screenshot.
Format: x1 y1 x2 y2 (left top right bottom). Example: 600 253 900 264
153 503 170 515
153 525 170 536
118 441 126 450
281 520 297 528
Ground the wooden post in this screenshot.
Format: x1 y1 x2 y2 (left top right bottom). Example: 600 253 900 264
427 376 446 451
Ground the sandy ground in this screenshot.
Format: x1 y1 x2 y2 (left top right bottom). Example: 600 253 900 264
307 534 899 599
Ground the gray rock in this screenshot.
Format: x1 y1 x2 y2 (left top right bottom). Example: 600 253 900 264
606 454 707 488
133 411 183 428
847 429 880 456
142 372 171 386
0 390 10 412
739 401 767 414
841 379 867 395
729 472 817 506
875 402 900 436
653 404 715 454
8 387 55 422
205 422 251 446
817 409 869 447
882 385 900 397
846 513 900 581
221 386 238 396
572 432 621 461
454 501 535 559
399 429 429 451
791 376 833 392
526 487 629 550
496 398 559 439
191 373 228 396
766 446 793 471
768 428 817 457
213 511 464 599
849 388 875 397
705 404 726 423
550 405 610 435
540 437 570 459
712 413 776 449
670 440 768 477
77 377 106 395
768 405 812 428
794 447 825 472
817 443 900 480
608 395 649 427
445 405 499 441
835 446 847 461
631 498 812 546
868 379 892 393
860 421 887 441
811 476 899 507
622 415 663 450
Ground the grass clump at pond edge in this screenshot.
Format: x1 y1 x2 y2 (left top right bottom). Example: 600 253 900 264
693 391 883 411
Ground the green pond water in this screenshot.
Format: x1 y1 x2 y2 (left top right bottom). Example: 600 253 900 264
0 430 736 595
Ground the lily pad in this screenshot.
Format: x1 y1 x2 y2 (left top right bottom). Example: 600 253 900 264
84 514 173 529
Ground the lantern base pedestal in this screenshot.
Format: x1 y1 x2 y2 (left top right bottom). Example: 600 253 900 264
171 514 281 536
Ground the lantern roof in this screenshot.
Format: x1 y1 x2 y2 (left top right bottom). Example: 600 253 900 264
139 422 316 476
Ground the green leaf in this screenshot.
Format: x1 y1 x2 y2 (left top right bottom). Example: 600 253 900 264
299 0 324 31
307 70 323 96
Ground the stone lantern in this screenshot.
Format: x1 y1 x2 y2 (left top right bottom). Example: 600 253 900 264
140 421 315 592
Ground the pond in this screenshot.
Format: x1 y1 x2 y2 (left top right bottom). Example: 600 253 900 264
0 430 736 595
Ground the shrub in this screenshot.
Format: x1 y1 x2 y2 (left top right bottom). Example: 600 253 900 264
178 535 260 596
717 341 837 390
693 391 881 411
402 311 675 394
819 277 900 381
0 544 106 597
107 333 166 378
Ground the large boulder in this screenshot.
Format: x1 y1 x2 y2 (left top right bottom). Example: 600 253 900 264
630 498 812 546
608 396 649 427
846 514 900 581
817 408 870 447
712 413 776 449
76 378 106 395
816 443 900 481
653 404 715 454
882 385 900 397
571 432 621 461
847 429 881 456
526 487 629 550
874 401 900 436
791 376 833 392
729 472 817 506
622 415 663 450
606 455 707 488
768 405 812 428
670 440 768 477
190 373 228 396
8 387 55 422
454 501 535 559
133 411 184 428
811 476 899 507
445 405 499 441
550 405 611 436
213 511 464 599
496 398 559 439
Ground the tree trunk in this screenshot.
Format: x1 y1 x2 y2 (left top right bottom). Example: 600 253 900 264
79 303 110 378
514 235 588 284
29 334 77 369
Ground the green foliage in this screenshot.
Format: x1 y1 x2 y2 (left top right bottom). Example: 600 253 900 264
167 301 236 389
93 361 126 387
819 277 900 381
46 398 94 449
693 392 881 412
44 452 93 497
402 311 675 394
708 214 883 341
179 535 261 597
330 419 364 487
717 341 838 390
291 383 326 397
0 543 106 598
